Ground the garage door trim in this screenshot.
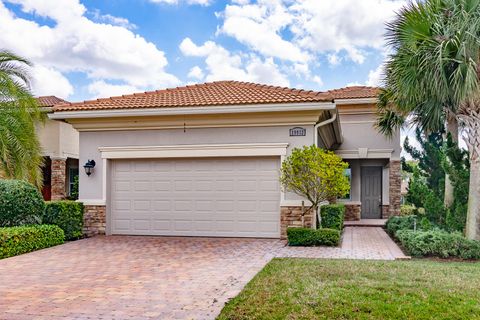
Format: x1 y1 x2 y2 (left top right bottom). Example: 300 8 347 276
99 143 289 159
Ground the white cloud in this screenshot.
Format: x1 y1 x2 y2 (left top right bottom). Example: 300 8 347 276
149 0 212 6
31 65 74 99
366 64 384 87
219 2 309 62
89 9 137 30
180 38 289 86
219 0 406 65
87 80 141 98
312 75 323 87
0 0 179 99
327 53 341 66
187 66 204 80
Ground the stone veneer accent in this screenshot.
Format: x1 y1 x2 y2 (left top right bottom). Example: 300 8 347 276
280 206 314 239
387 160 402 218
344 203 361 221
382 205 390 218
83 205 106 237
51 158 66 200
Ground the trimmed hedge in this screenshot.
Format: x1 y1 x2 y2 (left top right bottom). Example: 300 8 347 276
43 201 84 240
386 215 417 235
287 227 341 246
0 179 45 227
0 225 64 259
395 229 480 259
320 204 345 230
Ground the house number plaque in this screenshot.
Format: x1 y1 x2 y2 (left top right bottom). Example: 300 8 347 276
289 127 306 136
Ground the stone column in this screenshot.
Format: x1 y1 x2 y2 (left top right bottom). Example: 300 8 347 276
344 203 361 221
387 160 402 218
83 205 106 237
280 206 314 239
51 157 67 200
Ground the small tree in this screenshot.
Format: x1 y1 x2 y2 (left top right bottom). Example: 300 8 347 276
280 146 349 228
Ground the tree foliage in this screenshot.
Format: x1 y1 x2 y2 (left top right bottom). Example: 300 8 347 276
377 0 480 239
280 146 349 220
404 131 469 231
0 50 44 187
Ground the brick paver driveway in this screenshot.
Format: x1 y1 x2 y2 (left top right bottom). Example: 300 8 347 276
0 236 281 320
0 227 406 320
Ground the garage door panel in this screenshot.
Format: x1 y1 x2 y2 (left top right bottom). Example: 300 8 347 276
111 157 280 237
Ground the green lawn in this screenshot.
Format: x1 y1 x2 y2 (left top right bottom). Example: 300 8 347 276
218 258 480 320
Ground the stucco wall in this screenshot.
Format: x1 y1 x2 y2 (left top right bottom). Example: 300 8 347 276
37 119 79 159
79 125 314 201
336 107 401 160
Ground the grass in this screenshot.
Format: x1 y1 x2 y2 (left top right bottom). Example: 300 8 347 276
217 258 480 320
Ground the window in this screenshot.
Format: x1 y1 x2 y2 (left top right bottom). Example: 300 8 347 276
68 167 79 196
342 168 352 200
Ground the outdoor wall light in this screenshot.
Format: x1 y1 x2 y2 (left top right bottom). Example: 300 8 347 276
83 159 96 176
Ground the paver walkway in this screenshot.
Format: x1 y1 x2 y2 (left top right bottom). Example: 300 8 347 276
0 227 406 320
278 227 408 260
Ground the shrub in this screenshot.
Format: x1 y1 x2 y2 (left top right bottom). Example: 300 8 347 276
0 225 64 259
395 229 480 259
320 204 345 230
0 179 45 227
43 201 84 240
287 227 341 247
385 215 417 235
280 146 349 227
400 204 416 216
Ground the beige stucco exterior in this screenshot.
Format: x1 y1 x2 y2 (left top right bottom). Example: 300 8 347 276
50 93 401 237
36 117 79 160
334 102 401 209
77 116 320 203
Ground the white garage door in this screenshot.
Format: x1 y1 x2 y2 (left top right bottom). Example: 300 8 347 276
110 157 280 238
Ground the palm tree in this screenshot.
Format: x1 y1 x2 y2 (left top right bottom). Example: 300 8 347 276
0 50 44 187
376 0 480 239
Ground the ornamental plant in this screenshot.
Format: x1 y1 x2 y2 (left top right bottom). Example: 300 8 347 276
280 145 349 227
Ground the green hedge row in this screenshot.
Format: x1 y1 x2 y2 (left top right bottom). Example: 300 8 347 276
386 215 417 235
320 204 345 230
395 229 480 259
44 201 84 240
0 180 45 227
0 225 64 259
287 227 341 246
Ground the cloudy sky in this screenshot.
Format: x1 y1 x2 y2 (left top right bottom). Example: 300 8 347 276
0 0 408 102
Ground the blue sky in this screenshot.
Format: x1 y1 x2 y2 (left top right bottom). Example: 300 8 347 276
0 0 407 102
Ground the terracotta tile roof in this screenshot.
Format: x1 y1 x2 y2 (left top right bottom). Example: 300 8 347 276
53 81 334 112
327 86 380 99
37 96 69 107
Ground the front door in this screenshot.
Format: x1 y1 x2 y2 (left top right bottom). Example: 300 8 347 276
361 166 382 219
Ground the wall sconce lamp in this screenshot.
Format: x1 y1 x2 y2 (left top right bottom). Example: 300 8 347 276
83 159 96 176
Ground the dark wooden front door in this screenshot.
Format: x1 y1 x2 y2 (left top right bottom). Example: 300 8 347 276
361 166 382 219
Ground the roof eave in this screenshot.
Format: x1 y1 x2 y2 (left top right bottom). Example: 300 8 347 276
334 97 377 105
49 101 336 120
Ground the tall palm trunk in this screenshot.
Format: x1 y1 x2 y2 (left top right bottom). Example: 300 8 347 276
444 112 458 207
458 101 480 240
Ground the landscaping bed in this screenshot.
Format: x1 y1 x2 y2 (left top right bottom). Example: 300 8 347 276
386 215 480 260
0 179 85 259
286 204 345 247
218 258 480 320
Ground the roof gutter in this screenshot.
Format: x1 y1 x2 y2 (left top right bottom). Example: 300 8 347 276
314 109 343 148
335 97 377 105
49 102 336 120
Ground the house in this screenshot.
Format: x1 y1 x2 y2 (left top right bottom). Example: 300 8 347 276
50 81 401 238
36 96 79 200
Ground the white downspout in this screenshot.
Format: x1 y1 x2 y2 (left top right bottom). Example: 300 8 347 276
312 111 337 229
314 111 337 147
